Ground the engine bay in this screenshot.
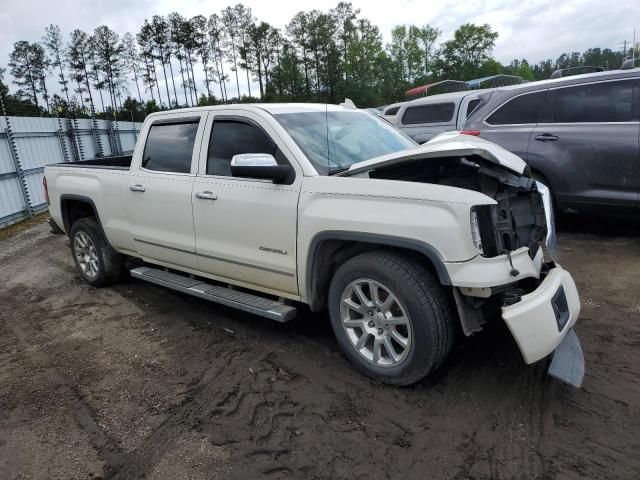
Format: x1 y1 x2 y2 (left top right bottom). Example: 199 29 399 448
367 154 548 258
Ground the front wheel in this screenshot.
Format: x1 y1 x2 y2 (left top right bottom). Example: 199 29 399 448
70 217 123 287
328 251 454 386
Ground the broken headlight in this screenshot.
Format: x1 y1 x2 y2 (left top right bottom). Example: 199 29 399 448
535 181 558 261
470 207 484 254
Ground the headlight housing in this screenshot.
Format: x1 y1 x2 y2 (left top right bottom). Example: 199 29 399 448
535 181 558 261
470 207 484 254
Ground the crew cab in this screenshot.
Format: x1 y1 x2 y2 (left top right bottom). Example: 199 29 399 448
44 104 584 387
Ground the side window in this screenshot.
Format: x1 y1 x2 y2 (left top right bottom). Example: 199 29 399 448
553 80 636 123
466 99 481 118
384 106 400 116
207 120 278 176
142 121 199 173
486 91 546 125
401 103 455 125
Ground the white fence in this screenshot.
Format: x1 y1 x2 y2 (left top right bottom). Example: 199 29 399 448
0 116 143 227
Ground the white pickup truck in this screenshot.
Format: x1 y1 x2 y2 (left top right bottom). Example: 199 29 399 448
44 104 583 387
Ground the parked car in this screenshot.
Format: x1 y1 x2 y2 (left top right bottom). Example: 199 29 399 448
394 90 487 143
44 104 583 387
380 102 404 123
463 68 640 216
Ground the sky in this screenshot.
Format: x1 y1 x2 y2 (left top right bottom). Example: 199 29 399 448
0 0 638 101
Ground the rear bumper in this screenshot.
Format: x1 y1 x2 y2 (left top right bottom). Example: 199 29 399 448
502 265 580 364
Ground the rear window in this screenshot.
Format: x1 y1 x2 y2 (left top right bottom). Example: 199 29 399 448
553 80 636 123
384 106 400 116
142 120 199 173
466 99 481 118
401 103 455 125
486 91 546 125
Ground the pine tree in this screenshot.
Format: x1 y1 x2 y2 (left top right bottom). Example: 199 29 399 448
43 25 71 105
9 40 49 112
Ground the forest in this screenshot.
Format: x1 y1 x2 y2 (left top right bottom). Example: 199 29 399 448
0 1 635 120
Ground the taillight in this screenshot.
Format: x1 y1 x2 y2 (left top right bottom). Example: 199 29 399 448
43 176 49 205
460 130 481 136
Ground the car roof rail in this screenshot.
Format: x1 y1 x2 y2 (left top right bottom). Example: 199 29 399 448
621 58 640 70
549 66 605 79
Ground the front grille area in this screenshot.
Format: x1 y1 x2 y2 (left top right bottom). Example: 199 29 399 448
476 189 547 258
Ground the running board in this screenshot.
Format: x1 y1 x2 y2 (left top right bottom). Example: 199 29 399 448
130 266 297 322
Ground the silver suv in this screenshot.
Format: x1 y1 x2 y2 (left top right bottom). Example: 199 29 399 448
463 68 640 216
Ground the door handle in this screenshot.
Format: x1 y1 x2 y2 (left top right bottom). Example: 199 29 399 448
534 133 559 142
129 184 146 192
195 191 217 200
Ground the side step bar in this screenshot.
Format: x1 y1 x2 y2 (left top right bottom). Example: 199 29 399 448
130 266 297 322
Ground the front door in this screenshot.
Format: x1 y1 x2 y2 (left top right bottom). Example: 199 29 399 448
127 113 207 269
527 78 640 214
192 110 302 296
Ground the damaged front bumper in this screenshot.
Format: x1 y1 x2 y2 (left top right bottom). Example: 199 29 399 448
502 265 584 387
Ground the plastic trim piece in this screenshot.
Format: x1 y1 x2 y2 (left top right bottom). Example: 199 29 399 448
306 230 451 307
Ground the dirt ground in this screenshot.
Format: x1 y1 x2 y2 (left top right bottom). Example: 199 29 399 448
0 217 639 480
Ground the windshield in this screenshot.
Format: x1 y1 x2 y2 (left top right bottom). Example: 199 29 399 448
273 110 416 175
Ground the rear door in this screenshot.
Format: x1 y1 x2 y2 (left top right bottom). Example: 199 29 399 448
478 89 548 161
127 112 207 269
192 110 302 296
528 78 640 214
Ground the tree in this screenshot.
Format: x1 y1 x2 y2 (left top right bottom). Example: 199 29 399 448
149 15 175 106
191 15 213 99
168 12 192 106
67 29 97 113
342 18 386 105
87 35 107 112
207 14 228 102
122 33 144 103
0 67 7 98
137 21 163 106
415 25 440 79
234 4 255 97
331 2 358 84
221 5 242 98
268 40 304 100
9 41 49 111
287 12 311 95
92 25 124 112
43 25 71 104
388 25 423 85
505 59 534 80
435 23 499 80
181 18 200 103
122 95 146 122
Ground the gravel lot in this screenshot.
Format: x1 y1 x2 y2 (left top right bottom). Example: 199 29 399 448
0 218 639 479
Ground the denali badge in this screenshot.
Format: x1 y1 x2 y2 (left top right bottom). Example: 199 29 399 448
259 246 288 255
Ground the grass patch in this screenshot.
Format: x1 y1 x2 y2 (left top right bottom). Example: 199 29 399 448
0 212 50 241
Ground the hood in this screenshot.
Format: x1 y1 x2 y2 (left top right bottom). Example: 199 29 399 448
339 133 527 177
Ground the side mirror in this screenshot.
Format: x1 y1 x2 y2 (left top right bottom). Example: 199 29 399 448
230 154 292 183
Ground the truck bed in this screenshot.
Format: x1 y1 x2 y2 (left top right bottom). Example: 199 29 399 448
52 155 132 170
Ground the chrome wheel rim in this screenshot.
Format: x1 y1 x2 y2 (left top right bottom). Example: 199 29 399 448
74 231 99 279
340 278 412 368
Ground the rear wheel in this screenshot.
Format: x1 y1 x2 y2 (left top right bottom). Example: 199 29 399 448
70 217 123 287
328 251 454 386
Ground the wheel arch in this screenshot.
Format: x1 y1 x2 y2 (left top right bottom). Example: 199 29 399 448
305 231 451 311
60 194 105 238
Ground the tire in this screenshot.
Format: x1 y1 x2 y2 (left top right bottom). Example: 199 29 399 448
328 251 454 386
69 217 123 287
